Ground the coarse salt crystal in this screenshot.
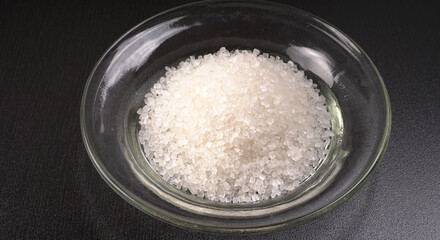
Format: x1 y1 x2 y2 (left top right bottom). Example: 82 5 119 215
138 48 332 203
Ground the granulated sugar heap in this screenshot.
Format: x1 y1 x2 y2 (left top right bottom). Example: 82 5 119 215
138 48 333 203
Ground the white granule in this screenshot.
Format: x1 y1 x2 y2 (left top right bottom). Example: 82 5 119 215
138 48 333 203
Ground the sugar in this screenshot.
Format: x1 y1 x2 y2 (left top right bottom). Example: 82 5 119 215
138 48 332 203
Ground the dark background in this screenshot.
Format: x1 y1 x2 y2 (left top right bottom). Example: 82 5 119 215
1 0 439 239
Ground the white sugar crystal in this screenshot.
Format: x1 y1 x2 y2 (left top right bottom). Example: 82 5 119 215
138 48 333 203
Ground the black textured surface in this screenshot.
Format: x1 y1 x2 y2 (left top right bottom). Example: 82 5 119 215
1 1 439 239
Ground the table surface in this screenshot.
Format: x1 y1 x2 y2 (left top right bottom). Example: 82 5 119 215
1 0 439 239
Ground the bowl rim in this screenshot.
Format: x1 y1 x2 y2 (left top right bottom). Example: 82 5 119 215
80 0 392 234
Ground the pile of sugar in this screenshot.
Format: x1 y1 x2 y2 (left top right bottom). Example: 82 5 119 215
138 48 333 203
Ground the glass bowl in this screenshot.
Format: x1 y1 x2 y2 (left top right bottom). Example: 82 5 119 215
80 0 391 234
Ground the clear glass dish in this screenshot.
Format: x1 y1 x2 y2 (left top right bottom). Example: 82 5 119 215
80 0 391 234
